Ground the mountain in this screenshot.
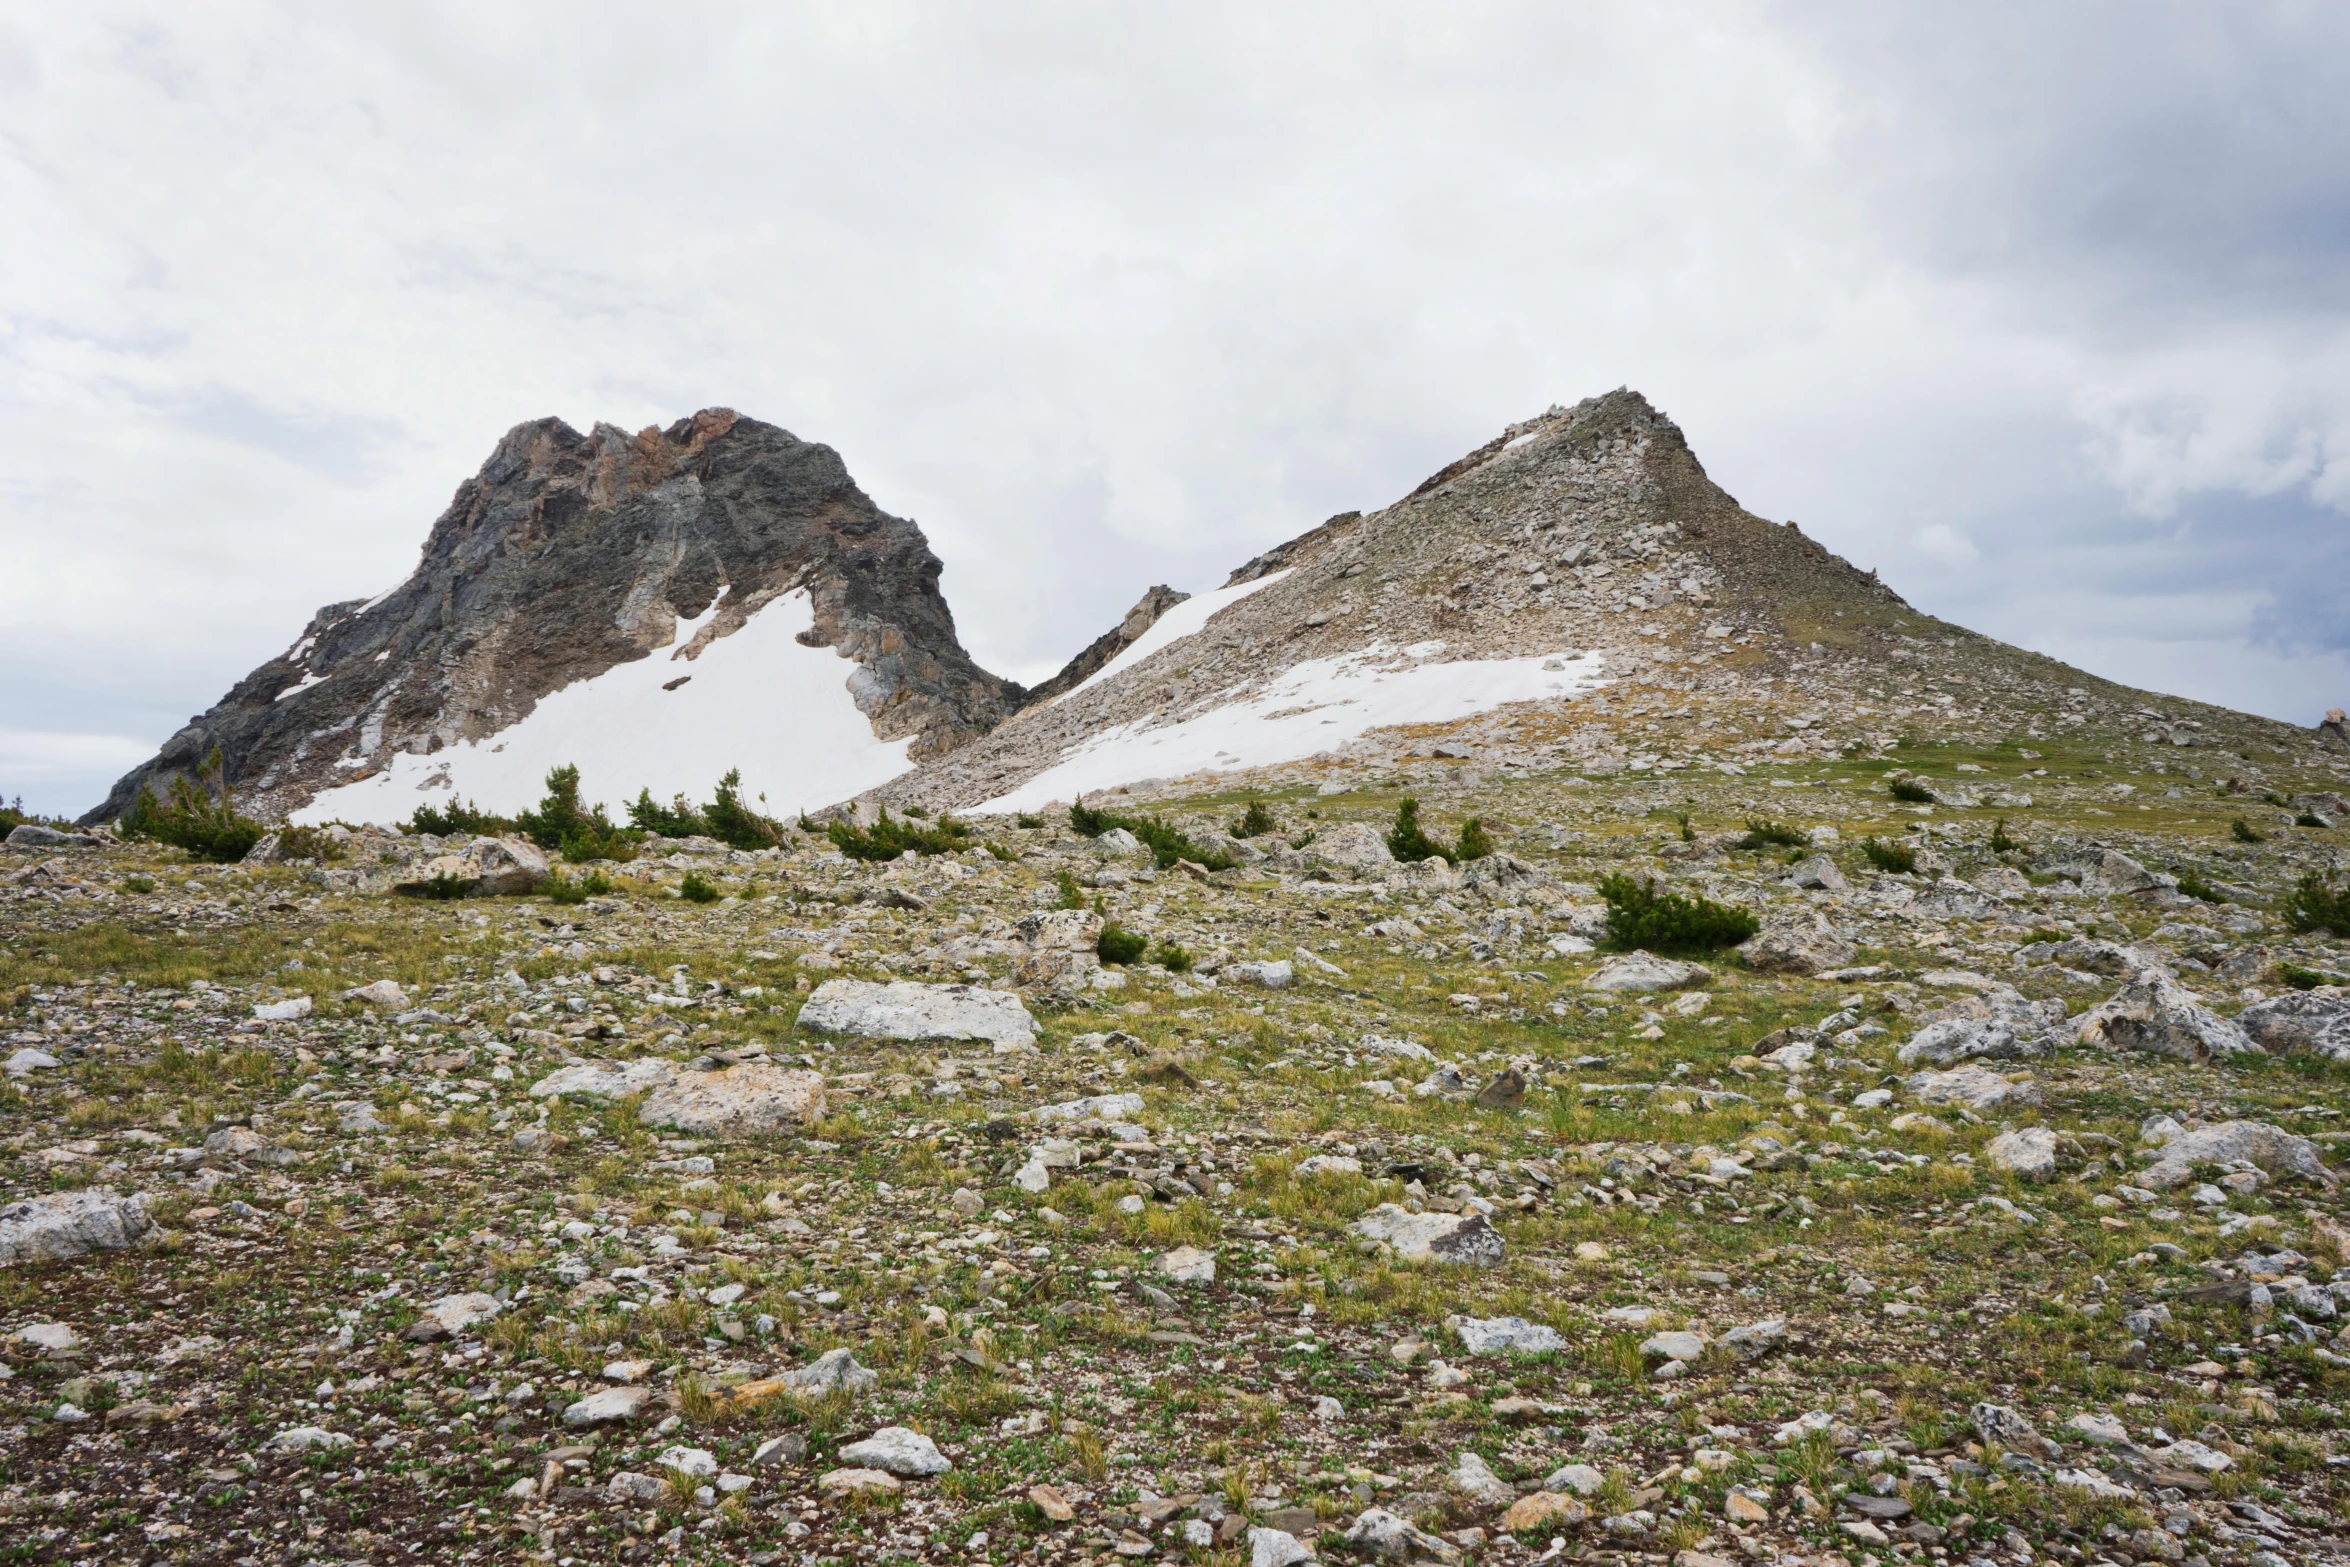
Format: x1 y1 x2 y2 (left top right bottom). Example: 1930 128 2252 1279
84 410 1024 827
882 388 2332 813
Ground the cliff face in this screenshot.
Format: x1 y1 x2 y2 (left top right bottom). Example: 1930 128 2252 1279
86 410 1023 824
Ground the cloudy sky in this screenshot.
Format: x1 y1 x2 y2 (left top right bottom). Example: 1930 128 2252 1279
4 2 2348 815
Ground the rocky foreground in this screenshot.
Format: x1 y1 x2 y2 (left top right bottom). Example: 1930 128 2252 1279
7 729 2350 1567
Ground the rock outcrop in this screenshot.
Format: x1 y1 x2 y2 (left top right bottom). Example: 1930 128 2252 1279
86 411 1023 824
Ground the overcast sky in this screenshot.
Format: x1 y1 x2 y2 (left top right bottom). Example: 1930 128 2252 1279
5 2 2348 816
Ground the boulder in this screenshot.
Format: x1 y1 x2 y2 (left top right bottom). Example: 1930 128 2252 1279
1720 1318 1787 1360
1543 1463 1606 1496
1249 1528 1313 1567
776 1347 880 1397
1010 910 1105 991
1584 952 1710 993
797 979 1038 1048
1226 960 1295 990
1032 1092 1145 1125
2237 987 2350 1060
1155 1245 1216 1284
1905 1065 2041 1112
1639 1330 1707 1362
1451 1451 1516 1511
1500 1492 1590 1531
2078 849 2166 897
1970 1403 2059 1459
562 1385 656 1426
3 1048 59 1077
819 1467 903 1497
837 1426 951 1477
1304 821 1395 873
1986 1127 2061 1182
344 979 407 1007
1345 1507 1459 1562
1455 1316 1563 1355
2138 1119 2335 1191
1352 1204 1504 1266
393 836 550 897
252 996 312 1022
2076 972 2255 1060
638 1062 827 1136
410 1292 501 1340
1737 912 1855 976
529 1058 680 1102
4 825 96 848
1786 853 1847 891
0 1189 153 1267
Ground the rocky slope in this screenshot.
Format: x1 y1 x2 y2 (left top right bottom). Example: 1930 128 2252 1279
885 389 2339 816
84 410 1023 826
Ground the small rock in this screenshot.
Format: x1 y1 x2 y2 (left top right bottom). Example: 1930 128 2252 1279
1639 1330 1706 1363
1032 1092 1147 1125
1986 1127 2061 1183
607 1471 665 1501
1906 1064 2040 1111
1029 1483 1077 1521
269 1425 354 1453
837 1426 950 1477
1737 912 1855 976
1720 1318 1786 1360
1450 1451 1515 1511
1227 960 1295 990
1585 952 1710 993
776 1348 879 1397
1455 1316 1563 1355
344 979 406 1007
1249 1527 1314 1567
1544 1463 1606 1496
252 996 312 1022
1344 1507 1458 1562
1352 1205 1504 1266
818 1467 903 1497
563 1385 656 1426
751 1433 807 1467
656 1445 719 1478
1500 1492 1589 1531
1156 1245 1216 1284
3 1048 60 1077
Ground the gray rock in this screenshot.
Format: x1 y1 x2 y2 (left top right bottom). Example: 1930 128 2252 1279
1356 1035 1434 1063
1304 821 1395 873
419 1292 502 1337
2137 1119 2336 1190
837 1426 950 1477
1737 912 1855 976
393 837 551 898
1720 1318 1787 1360
1031 1092 1145 1125
269 1425 355 1453
655 1444 719 1477
1638 1330 1706 1362
2237 987 2350 1060
638 1062 826 1136
4 825 95 848
1249 1527 1314 1567
797 979 1037 1048
2077 972 2255 1060
344 979 406 1007
1986 1127 2061 1182
1450 1450 1516 1510
1543 1463 1606 1496
1971 1403 2057 1458
1584 951 1710 993
1226 960 1295 990
777 1347 879 1397
1786 853 1847 891
529 1058 681 1102
563 1385 656 1426
0 1189 153 1268
1344 1507 1459 1562
1455 1316 1563 1355
607 1471 665 1501
1155 1245 1216 1284
252 996 312 1022
3 1048 59 1077
1905 1064 2040 1111
1352 1204 1504 1266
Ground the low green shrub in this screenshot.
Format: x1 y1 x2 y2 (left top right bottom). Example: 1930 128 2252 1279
1677 813 1695 843
1454 817 1495 862
1231 799 1278 839
1066 800 1234 870
547 874 589 906
414 872 469 901
2232 817 2265 844
1097 924 1147 965
274 825 346 863
985 842 1018 862
409 796 512 837
678 871 722 904
2173 872 2225 904
1151 940 1194 973
1988 817 2020 854
1595 872 1758 954
1860 838 1916 873
1888 778 1936 804
827 807 972 861
1055 870 1085 910
514 766 638 863
1386 798 1451 863
1015 813 1045 829
2296 812 2330 830
2285 874 2350 938
1738 820 1805 850
117 748 265 863
627 789 707 838
704 769 784 849
2278 963 2344 991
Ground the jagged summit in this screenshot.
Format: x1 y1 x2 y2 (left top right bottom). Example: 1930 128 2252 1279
87 410 1023 826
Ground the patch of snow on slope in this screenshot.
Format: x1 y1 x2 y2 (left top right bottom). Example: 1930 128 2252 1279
292 590 914 826
1054 570 1293 705
981 644 1607 813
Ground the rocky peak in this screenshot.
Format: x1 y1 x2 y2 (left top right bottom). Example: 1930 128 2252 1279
88 410 1022 824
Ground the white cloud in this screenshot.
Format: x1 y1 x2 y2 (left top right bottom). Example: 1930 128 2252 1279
1911 523 1980 566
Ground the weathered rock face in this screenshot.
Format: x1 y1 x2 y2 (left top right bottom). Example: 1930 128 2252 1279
0 1189 152 1267
85 410 1023 824
2237 987 2350 1060
2075 971 2255 1061
796 979 1038 1048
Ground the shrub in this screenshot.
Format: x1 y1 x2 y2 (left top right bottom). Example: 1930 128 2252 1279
1151 940 1195 973
513 766 638 863
1015 813 1045 829
1860 838 1916 874
1097 924 1147 965
2232 818 2265 844
827 807 972 861
408 796 511 837
627 789 707 838
2296 812 2331 830
415 872 470 901
1888 778 1936 804
2278 963 2342 992
2284 874 2350 938
548 874 589 906
985 842 1018 862
704 769 784 850
679 871 722 904
2173 872 2225 904
117 748 265 863
1738 820 1805 850
1988 817 2020 854
1065 799 1234 871
1231 799 1278 839
1454 817 1495 862
275 825 346 863
1 795 69 835
1595 872 1758 954
1677 813 1695 843
1386 798 1452 864
1055 870 1085 910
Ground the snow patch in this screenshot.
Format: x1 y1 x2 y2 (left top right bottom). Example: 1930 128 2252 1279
275 672 326 702
1054 570 1293 705
981 644 1607 813
293 590 914 826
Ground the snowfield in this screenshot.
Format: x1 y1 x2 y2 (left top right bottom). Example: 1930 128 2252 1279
978 643 1607 813
1052 570 1293 705
293 590 915 826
